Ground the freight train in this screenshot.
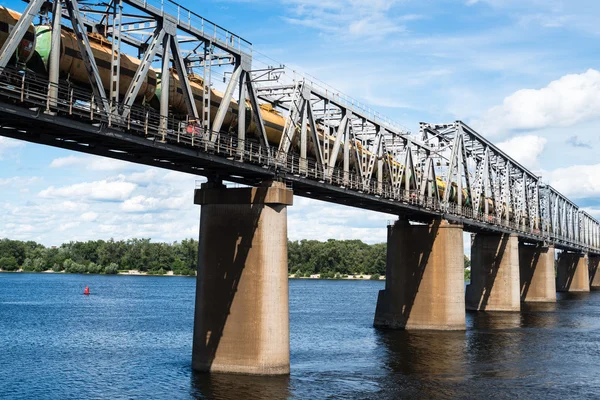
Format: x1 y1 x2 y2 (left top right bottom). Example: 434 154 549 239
0 6 503 214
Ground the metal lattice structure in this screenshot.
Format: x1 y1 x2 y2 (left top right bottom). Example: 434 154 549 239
0 0 598 254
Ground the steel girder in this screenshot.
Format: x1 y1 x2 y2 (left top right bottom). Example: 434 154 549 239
420 122 541 229
256 79 434 196
580 211 600 250
0 0 270 143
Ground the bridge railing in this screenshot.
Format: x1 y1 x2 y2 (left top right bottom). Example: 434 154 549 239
0 67 598 253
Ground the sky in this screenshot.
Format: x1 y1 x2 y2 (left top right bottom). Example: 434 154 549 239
1 0 600 251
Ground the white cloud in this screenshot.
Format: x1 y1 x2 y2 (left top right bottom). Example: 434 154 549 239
288 197 394 243
50 155 133 171
0 137 25 158
474 69 600 136
549 163 600 199
282 0 409 39
58 201 90 212
80 212 99 222
38 180 137 201
120 195 188 213
58 222 80 232
496 135 547 170
0 176 39 186
122 170 159 185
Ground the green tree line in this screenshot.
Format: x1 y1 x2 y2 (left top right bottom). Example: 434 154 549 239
0 238 471 279
0 238 198 275
288 239 386 277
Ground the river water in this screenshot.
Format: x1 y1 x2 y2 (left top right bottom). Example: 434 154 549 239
1 273 600 399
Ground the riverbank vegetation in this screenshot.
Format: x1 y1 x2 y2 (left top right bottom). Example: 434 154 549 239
0 238 471 279
288 240 386 276
0 238 198 275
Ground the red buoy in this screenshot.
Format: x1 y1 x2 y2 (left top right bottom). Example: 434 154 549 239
84 286 90 295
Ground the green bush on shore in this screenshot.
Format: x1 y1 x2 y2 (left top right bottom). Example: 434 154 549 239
0 256 18 271
104 263 119 275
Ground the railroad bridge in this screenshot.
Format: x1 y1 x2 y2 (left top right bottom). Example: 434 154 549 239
1 0 600 375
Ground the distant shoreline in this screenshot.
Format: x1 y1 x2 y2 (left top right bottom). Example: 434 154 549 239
0 269 191 276
289 274 385 281
0 270 385 280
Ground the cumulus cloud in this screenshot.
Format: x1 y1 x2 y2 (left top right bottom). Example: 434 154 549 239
80 212 99 222
496 135 547 170
287 197 395 243
282 0 411 39
474 69 600 136
122 170 159 185
0 177 39 186
38 180 137 201
0 137 25 158
50 155 133 171
120 195 188 213
59 201 90 212
549 163 600 199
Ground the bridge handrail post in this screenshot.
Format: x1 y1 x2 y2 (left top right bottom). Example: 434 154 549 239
20 71 26 103
144 111 149 137
45 81 52 112
91 94 96 120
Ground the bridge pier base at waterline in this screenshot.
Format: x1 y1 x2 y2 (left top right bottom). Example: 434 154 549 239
518 244 557 303
191 180 293 375
589 255 600 290
465 233 521 312
374 218 466 330
556 252 590 292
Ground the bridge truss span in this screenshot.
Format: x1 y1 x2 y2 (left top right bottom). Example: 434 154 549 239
0 0 599 255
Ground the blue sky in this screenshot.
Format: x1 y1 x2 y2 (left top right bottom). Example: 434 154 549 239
1 0 600 249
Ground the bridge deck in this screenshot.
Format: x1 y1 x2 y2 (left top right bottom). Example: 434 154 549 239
0 74 593 254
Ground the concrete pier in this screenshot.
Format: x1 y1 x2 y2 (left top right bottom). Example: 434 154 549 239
466 233 520 311
374 219 465 330
590 255 600 290
192 181 293 375
519 244 556 302
556 252 590 292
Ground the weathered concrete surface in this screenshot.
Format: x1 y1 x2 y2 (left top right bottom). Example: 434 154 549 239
466 233 520 311
556 252 590 292
519 244 556 302
589 255 600 290
192 181 293 375
374 219 465 330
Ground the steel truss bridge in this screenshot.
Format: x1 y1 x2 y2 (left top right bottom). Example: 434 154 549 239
0 0 599 254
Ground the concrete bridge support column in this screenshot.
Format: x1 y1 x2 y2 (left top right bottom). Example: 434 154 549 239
556 252 590 292
589 255 600 290
374 218 465 330
192 180 293 375
466 233 520 311
519 244 556 302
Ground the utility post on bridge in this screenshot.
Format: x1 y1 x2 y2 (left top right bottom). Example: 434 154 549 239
192 179 293 375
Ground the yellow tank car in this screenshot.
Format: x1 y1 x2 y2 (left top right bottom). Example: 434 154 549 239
35 25 156 101
157 71 239 130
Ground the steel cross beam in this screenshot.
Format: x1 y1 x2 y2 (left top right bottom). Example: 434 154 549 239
65 0 110 113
